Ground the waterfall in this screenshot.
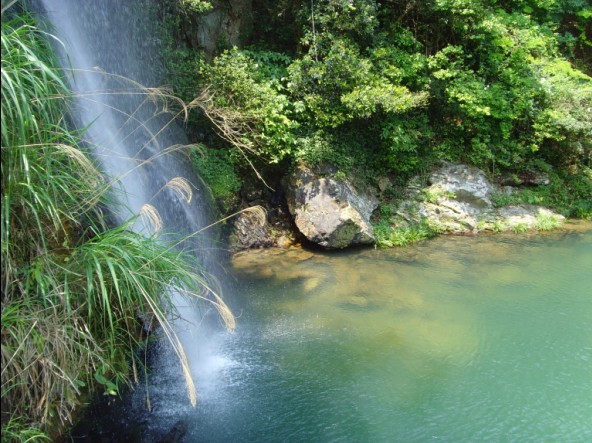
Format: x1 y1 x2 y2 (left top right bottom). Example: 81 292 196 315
37 0 236 430
37 1 205 229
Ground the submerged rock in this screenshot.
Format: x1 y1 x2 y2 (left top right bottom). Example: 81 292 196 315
285 164 379 249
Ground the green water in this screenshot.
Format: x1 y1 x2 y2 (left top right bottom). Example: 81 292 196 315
87 226 590 442
195 226 591 442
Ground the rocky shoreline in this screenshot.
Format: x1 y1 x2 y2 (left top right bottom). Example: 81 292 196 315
228 162 568 252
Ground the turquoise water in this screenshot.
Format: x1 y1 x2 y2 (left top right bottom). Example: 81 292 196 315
76 225 592 442
200 226 592 442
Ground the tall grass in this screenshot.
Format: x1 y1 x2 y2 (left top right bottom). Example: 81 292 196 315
1 13 233 440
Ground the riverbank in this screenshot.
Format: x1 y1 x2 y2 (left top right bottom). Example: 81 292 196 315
230 219 592 272
226 161 590 252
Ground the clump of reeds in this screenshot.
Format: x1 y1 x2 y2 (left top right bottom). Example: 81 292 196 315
1 12 233 440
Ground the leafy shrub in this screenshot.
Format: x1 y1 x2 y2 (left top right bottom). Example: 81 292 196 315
533 60 592 167
192 147 242 212
288 36 427 128
199 48 298 163
379 114 433 174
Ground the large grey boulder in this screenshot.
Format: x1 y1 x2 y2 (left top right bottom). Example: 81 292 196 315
415 162 496 231
285 165 379 249
395 162 564 233
428 162 494 208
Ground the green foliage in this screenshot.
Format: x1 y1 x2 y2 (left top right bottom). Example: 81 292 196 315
282 4 432 180
373 218 441 248
0 18 66 149
512 222 530 233
372 201 444 248
288 36 427 127
200 48 298 162
425 6 591 174
178 0 212 13
369 29 430 90
379 114 433 174
162 46 207 105
302 0 379 49
293 129 370 176
0 416 50 443
293 132 337 166
241 48 292 81
192 147 242 211
533 60 592 166
492 169 592 218
422 187 457 204
535 211 564 230
164 0 590 220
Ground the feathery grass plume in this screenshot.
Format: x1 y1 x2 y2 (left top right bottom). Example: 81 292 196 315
73 70 190 156
242 204 267 227
193 205 268 234
101 143 194 191
165 177 193 204
139 203 164 233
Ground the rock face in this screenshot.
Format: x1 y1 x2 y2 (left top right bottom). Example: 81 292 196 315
428 162 493 209
185 0 253 61
395 162 564 232
285 165 379 249
230 205 297 250
232 211 274 249
234 162 564 252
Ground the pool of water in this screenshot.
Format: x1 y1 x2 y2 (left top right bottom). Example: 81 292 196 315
74 224 592 442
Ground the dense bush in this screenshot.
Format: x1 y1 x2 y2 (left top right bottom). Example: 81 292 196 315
197 48 298 163
164 0 590 215
192 146 242 212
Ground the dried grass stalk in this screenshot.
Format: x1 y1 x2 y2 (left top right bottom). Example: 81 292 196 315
165 177 193 204
139 204 163 233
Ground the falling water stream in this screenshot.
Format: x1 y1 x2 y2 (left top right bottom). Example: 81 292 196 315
37 0 233 422
36 3 592 442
